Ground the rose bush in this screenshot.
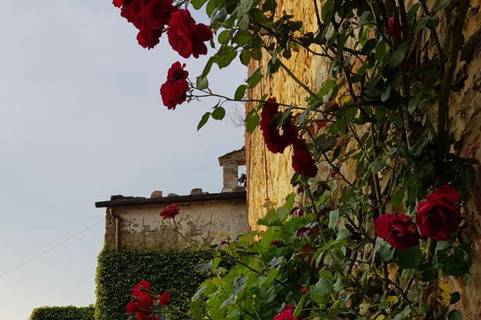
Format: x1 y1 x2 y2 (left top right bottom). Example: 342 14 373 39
111 0 478 319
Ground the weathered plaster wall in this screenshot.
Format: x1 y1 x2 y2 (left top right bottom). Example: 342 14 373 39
245 0 330 227
104 200 249 250
245 0 481 316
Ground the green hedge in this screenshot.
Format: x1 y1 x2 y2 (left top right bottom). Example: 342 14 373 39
95 249 212 320
30 305 94 320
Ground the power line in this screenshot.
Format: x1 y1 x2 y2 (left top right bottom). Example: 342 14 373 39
0 219 104 279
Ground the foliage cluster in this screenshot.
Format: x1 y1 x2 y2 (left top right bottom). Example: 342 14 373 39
111 0 479 318
29 305 94 320
95 249 211 320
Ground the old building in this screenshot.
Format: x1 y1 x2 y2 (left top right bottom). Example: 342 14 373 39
95 148 249 250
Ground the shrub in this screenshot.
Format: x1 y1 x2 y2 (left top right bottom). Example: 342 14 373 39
30 305 94 320
95 249 211 320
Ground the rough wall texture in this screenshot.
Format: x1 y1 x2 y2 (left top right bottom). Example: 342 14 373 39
104 199 249 250
246 0 330 227
447 0 481 316
245 0 481 316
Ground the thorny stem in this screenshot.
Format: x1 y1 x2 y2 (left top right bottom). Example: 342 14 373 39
418 0 445 60
313 0 323 30
436 0 469 172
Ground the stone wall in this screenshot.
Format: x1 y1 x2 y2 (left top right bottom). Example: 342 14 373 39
104 199 249 250
245 0 481 316
245 0 330 227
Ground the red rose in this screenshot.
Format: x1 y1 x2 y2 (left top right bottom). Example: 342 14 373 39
273 305 298 320
135 312 147 320
139 0 174 30
160 62 189 110
132 280 152 297
260 98 299 153
292 139 317 177
137 292 154 309
387 16 403 38
375 213 419 250
158 291 171 305
126 300 139 314
160 203 181 219
120 0 142 27
167 9 213 58
113 0 123 8
136 28 162 49
416 184 461 241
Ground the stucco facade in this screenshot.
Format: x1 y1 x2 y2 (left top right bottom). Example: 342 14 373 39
97 193 249 250
96 148 249 251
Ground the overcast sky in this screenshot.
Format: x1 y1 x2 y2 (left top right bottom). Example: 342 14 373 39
0 1 245 319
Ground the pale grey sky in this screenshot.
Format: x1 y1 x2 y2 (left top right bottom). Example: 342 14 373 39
0 1 245 319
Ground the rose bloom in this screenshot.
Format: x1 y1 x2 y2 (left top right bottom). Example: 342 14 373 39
160 62 189 110
291 139 317 177
260 98 299 154
126 300 139 314
167 9 212 58
160 204 181 219
375 213 419 250
416 184 461 241
119 0 142 28
136 27 162 49
387 16 402 38
132 280 152 297
139 0 174 30
137 292 154 309
158 291 171 305
273 304 298 320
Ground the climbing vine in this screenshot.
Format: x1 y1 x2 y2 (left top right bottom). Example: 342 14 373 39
111 0 478 319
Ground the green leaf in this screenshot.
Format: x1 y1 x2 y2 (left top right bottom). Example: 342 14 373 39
448 310 463 320
396 246 423 269
196 75 209 90
438 243 472 276
318 79 337 97
259 228 276 252
234 84 247 100
197 112 211 130
217 30 231 44
212 106 226 120
321 0 335 22
233 30 252 45
240 50 251 65
246 69 263 88
375 238 395 262
389 42 409 67
276 207 289 222
450 292 461 304
245 111 260 133
206 0 222 17
294 295 305 317
213 46 237 68
310 277 333 304
235 0 254 19
251 47 262 60
328 210 339 229
191 0 208 9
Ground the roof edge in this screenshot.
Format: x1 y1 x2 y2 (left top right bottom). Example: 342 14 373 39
95 191 246 208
